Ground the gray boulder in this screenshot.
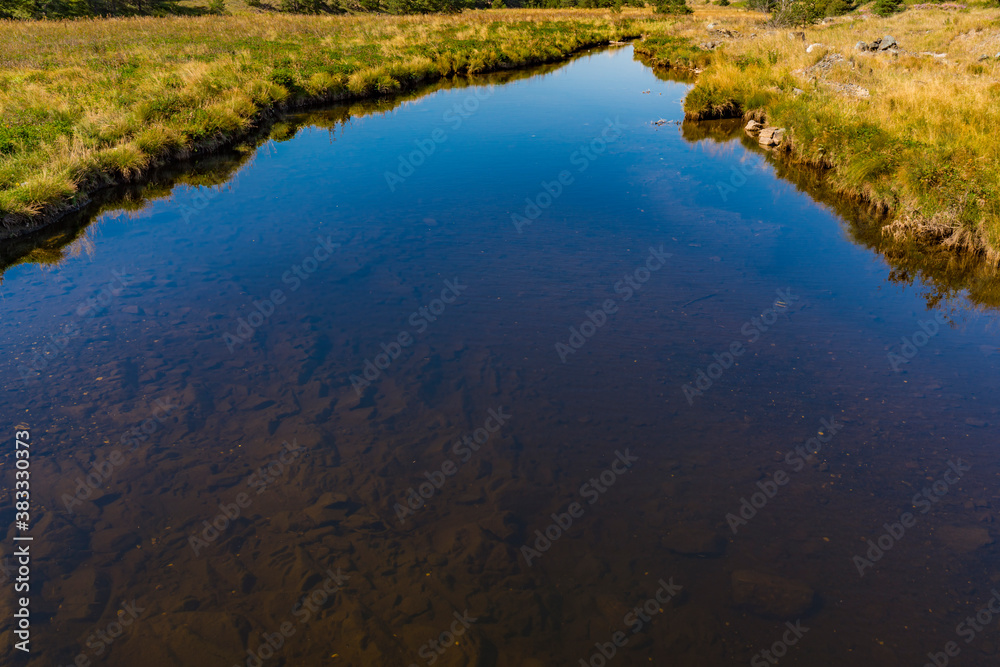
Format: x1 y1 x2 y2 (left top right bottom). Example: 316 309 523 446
879 35 897 51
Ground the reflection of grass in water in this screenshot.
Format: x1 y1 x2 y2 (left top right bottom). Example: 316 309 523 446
0 9 653 224
637 6 1000 265
0 52 584 277
678 118 1000 313
22 245 69 266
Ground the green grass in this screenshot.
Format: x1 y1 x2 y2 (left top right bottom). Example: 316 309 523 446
638 5 1000 264
633 34 711 69
0 9 659 228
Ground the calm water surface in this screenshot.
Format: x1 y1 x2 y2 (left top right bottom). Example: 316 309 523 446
2 46 1000 667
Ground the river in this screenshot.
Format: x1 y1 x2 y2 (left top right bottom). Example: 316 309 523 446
2 45 999 667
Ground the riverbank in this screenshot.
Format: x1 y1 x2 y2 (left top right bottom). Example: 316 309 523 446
637 5 1000 264
0 9 652 237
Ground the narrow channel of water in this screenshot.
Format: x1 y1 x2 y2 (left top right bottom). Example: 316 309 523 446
2 45 999 667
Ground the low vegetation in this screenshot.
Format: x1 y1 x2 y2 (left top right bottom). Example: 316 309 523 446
0 9 649 229
0 0 651 20
639 4 1000 263
5 1 1000 271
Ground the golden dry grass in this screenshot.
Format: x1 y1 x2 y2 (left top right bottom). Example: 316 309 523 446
0 9 658 228
640 5 1000 261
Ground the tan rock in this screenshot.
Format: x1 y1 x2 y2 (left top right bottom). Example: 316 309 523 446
758 127 786 147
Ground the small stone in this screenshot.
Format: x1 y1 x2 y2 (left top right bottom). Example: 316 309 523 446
806 43 824 53
665 526 726 557
879 35 897 51
792 88 804 96
978 55 990 62
788 31 805 41
744 119 764 132
732 570 816 618
966 417 987 427
855 41 867 51
936 526 993 553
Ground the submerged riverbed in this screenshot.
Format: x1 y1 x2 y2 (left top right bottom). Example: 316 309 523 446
2 45 999 666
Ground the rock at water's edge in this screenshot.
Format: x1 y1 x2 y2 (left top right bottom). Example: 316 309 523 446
758 127 786 147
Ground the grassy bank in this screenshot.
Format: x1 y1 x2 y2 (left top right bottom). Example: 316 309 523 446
0 63 559 276
639 5 1000 263
0 9 651 233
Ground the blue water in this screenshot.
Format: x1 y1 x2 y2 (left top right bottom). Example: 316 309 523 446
2 45 999 667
